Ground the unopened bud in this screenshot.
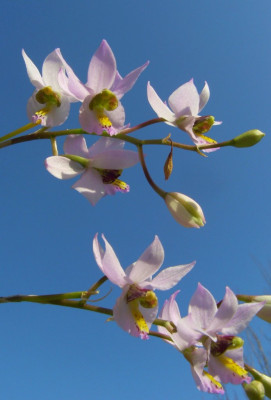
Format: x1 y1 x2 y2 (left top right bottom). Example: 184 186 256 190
165 192 206 228
245 366 271 398
243 381 265 400
231 130 265 148
164 144 173 180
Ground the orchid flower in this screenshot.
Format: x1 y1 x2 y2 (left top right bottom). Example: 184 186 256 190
93 234 195 338
147 80 221 151
58 40 149 135
158 285 264 393
45 135 139 205
22 49 78 127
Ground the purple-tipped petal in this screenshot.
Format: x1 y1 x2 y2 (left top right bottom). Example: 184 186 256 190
87 40 116 92
127 236 164 283
45 156 84 179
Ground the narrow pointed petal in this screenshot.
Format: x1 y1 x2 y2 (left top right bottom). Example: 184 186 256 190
22 49 44 89
93 234 127 286
150 262 195 290
63 135 89 158
56 51 89 101
221 302 265 335
127 236 164 283
208 287 238 333
168 79 199 116
189 283 217 328
72 169 105 206
45 156 84 179
42 49 65 90
112 61 149 99
198 82 210 112
87 40 116 92
147 82 176 123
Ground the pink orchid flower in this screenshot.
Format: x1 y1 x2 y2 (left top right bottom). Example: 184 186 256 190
93 234 195 338
147 80 221 151
58 40 149 135
45 135 139 205
22 49 78 127
158 285 265 393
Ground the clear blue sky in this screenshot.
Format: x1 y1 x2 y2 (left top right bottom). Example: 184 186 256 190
0 1 270 399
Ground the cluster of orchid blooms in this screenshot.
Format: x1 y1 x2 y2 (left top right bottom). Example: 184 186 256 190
1 39 270 398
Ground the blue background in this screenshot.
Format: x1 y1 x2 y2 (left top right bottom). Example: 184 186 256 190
0 0 270 398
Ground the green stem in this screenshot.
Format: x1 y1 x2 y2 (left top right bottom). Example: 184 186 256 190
0 291 87 303
0 292 176 334
0 122 40 143
80 275 108 304
137 144 166 198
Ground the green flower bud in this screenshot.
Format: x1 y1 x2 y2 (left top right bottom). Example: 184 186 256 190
231 130 265 148
165 192 206 228
243 381 265 400
245 366 271 398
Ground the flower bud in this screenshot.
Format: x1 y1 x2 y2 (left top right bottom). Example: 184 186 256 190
165 192 206 228
245 366 271 399
231 130 265 148
243 381 265 400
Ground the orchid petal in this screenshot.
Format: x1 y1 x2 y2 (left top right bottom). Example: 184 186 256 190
56 51 89 101
42 49 65 91
93 234 127 286
198 81 210 112
127 236 164 283
63 135 89 158
89 137 124 156
208 287 238 334
221 302 265 336
188 283 217 329
22 49 44 89
168 79 199 116
79 97 106 135
72 169 106 206
104 102 126 131
150 262 195 290
87 40 116 92
45 156 84 179
147 82 176 123
113 288 141 337
91 149 139 169
112 61 149 99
